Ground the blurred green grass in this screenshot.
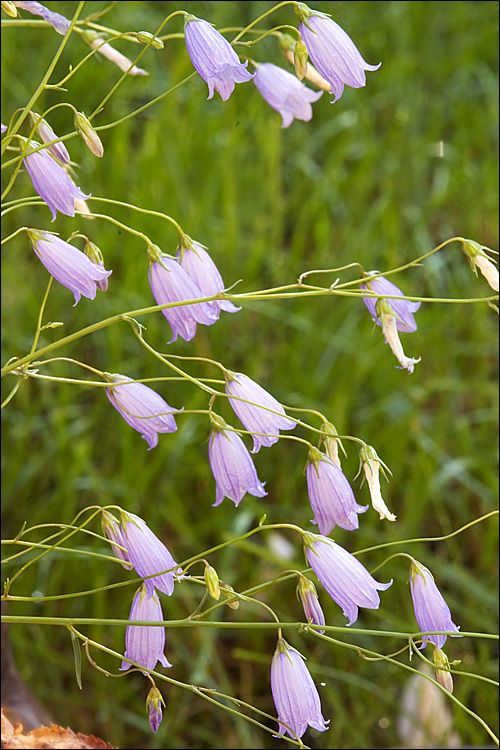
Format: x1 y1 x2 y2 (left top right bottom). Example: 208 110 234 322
1 1 498 748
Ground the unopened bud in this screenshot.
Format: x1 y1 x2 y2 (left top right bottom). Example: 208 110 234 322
1 2 17 17
146 686 164 733
136 31 164 49
204 565 220 601
294 40 308 80
320 420 342 468
220 583 239 610
84 239 108 291
432 646 453 694
74 111 104 158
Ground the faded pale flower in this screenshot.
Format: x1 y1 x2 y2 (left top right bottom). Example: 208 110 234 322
306 446 367 534
74 111 104 157
271 638 329 739
184 15 253 101
148 248 219 343
376 299 421 373
295 3 380 103
461 239 499 292
177 236 240 315
432 647 454 694
297 577 325 634
280 34 332 91
253 63 323 128
27 229 111 304
13 1 70 34
304 532 392 625
29 112 70 164
359 444 396 521
106 374 180 449
225 372 295 453
208 415 267 507
80 30 148 75
120 585 172 673
23 139 90 221
409 560 461 649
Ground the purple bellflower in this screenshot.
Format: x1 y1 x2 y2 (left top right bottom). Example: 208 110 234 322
23 139 90 221
106 510 184 598
177 235 240 315
26 229 111 304
146 687 165 733
409 559 461 649
304 532 392 625
105 374 181 450
29 112 70 164
271 638 329 739
13 1 70 34
297 576 326 634
148 246 219 343
120 585 172 673
225 372 296 453
208 414 267 507
295 3 380 103
253 63 323 127
184 15 253 101
306 446 368 534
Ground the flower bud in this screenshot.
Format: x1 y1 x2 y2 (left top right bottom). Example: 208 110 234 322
1 2 18 18
432 646 454 694
294 39 309 80
146 686 165 733
204 565 220 601
136 31 164 49
220 583 239 610
83 238 108 291
320 420 343 468
74 111 104 157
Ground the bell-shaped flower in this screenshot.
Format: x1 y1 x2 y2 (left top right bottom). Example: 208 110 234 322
117 510 184 597
13 1 70 34
271 637 329 739
306 446 368 534
22 139 90 221
26 229 111 304
177 235 240 315
359 444 396 521
146 687 165 733
375 299 421 373
409 559 461 649
361 273 421 332
184 15 253 101
105 373 181 450
120 585 172 673
304 532 392 625
208 414 267 507
461 239 499 292
253 63 323 128
225 371 296 453
148 245 219 343
297 576 325 634
295 3 380 103
29 112 70 164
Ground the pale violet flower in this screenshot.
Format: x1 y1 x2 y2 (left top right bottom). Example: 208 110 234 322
304 533 392 625
271 638 329 739
26 229 111 304
184 15 253 101
177 236 240 315
297 577 326 634
253 63 323 127
361 274 421 333
225 372 296 453
208 415 267 507
30 112 70 164
105 374 181 449
13 1 70 34
306 446 368 534
120 585 172 673
295 3 380 103
148 247 219 343
23 139 90 221
409 560 461 649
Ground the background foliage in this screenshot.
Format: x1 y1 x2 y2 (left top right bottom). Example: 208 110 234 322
1 1 498 748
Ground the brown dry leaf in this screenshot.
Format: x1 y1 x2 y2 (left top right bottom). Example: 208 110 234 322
1 708 114 749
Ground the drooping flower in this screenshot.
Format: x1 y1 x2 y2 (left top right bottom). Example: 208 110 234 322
271 637 329 739
225 372 296 453
295 3 380 103
306 446 367 534
297 576 326 634
23 139 90 221
208 414 267 507
461 238 499 292
13 1 70 34
120 585 172 673
105 374 181 450
146 687 165 733
409 559 461 649
184 15 253 101
81 30 148 75
26 229 111 304
74 111 104 158
113 510 184 597
177 235 240 315
359 444 396 522
253 63 323 128
148 246 219 343
304 532 392 625
29 112 70 164
374 299 421 373
361 273 421 333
